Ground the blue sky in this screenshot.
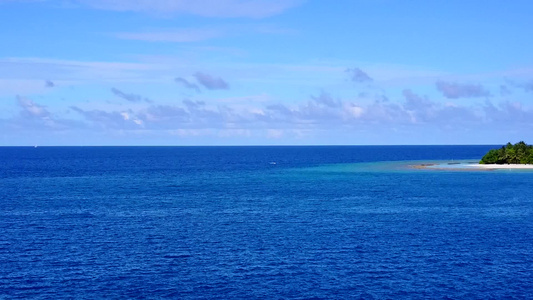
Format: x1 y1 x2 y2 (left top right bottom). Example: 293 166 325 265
1 0 533 145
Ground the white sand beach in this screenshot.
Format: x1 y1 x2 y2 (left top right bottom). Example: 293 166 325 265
467 164 533 169
411 161 533 170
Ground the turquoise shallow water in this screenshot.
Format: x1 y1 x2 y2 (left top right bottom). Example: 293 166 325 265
297 159 479 172
304 159 533 173
1 146 532 299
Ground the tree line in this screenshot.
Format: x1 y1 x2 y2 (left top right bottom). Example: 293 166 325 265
480 141 533 164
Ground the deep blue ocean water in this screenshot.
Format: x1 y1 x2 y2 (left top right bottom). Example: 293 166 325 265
1 146 532 299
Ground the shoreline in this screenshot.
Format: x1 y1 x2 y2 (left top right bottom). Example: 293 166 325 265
409 161 533 171
466 164 533 169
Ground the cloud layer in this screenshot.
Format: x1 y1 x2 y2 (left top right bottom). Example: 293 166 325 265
47 89 530 134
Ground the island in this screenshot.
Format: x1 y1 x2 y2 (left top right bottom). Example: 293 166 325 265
480 141 533 165
408 141 533 170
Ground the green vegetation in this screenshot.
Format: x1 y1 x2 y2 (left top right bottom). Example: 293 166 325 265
480 141 533 164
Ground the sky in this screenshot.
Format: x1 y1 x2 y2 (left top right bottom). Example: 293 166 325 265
1 0 533 146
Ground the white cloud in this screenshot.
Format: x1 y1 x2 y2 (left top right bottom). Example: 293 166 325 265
0 57 168 84
346 67 373 83
10 96 79 131
0 0 44 3
436 80 491 99
193 72 229 90
76 0 304 18
345 105 363 118
70 106 143 129
116 28 222 42
17 96 50 118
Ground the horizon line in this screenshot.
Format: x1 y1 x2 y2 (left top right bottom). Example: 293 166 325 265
0 144 506 147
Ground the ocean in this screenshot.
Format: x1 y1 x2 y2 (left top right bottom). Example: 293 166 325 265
1 146 532 299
